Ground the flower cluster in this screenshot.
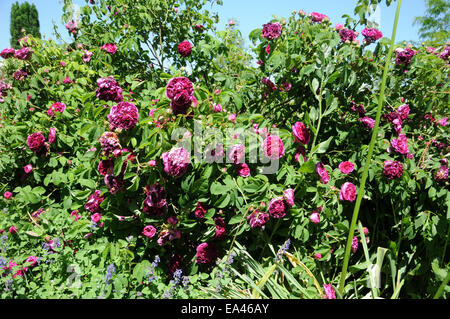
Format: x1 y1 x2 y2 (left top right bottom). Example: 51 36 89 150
14 47 33 60
0 48 15 59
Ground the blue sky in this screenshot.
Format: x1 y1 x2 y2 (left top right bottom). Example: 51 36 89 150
0 0 426 53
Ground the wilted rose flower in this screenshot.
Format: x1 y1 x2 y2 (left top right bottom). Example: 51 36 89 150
262 135 285 159
316 162 329 184
435 165 448 181
383 160 404 179
47 102 66 116
142 225 157 238
340 182 357 202
101 43 117 54
13 69 28 81
107 101 139 131
177 41 192 57
361 27 382 44
247 210 269 228
162 147 190 177
261 22 282 40
268 197 287 218
143 183 167 216
84 190 104 213
0 48 15 59
292 122 310 144
99 131 122 156
339 161 355 174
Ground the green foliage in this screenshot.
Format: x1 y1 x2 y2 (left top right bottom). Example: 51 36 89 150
414 0 450 44
10 1 41 49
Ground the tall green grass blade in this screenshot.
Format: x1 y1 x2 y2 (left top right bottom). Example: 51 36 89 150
338 0 403 297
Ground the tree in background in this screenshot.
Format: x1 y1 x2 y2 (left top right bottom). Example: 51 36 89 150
10 1 41 48
414 0 450 44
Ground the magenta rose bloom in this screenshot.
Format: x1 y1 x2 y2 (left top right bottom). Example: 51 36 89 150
27 132 49 155
177 41 192 57
107 101 139 131
65 20 79 32
194 201 208 218
311 12 329 23
339 161 355 174
283 188 295 207
395 47 416 66
268 197 287 218
143 183 167 216
397 104 410 120
391 134 409 154
361 28 383 44
82 50 93 62
24 164 33 173
101 43 117 54
213 217 226 240
383 160 404 179
340 182 357 202
104 172 124 194
440 46 450 61
162 147 190 177
98 131 122 156
323 284 336 299
359 116 375 130
261 22 282 40
262 135 285 159
3 191 12 199
339 28 358 43
310 211 320 224
14 47 33 60
196 243 219 264
316 162 330 184
48 127 56 144
84 190 104 213
142 225 157 239
165 77 194 100
96 76 123 102
0 48 15 59
247 210 269 228
98 158 114 176
170 90 194 115
228 144 245 164
236 163 250 177
292 122 310 144
47 102 66 116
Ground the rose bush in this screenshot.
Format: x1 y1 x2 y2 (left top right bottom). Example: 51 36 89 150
0 0 448 299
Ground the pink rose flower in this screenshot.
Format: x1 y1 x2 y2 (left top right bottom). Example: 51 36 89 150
101 43 117 54
142 225 157 238
177 41 192 57
3 191 12 199
323 284 336 299
283 188 295 207
339 161 355 174
24 164 33 173
316 162 329 184
292 122 310 144
268 197 287 218
196 243 218 264
340 182 357 202
162 147 190 177
236 163 251 177
261 22 282 40
91 213 102 223
262 135 285 159
310 211 320 224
